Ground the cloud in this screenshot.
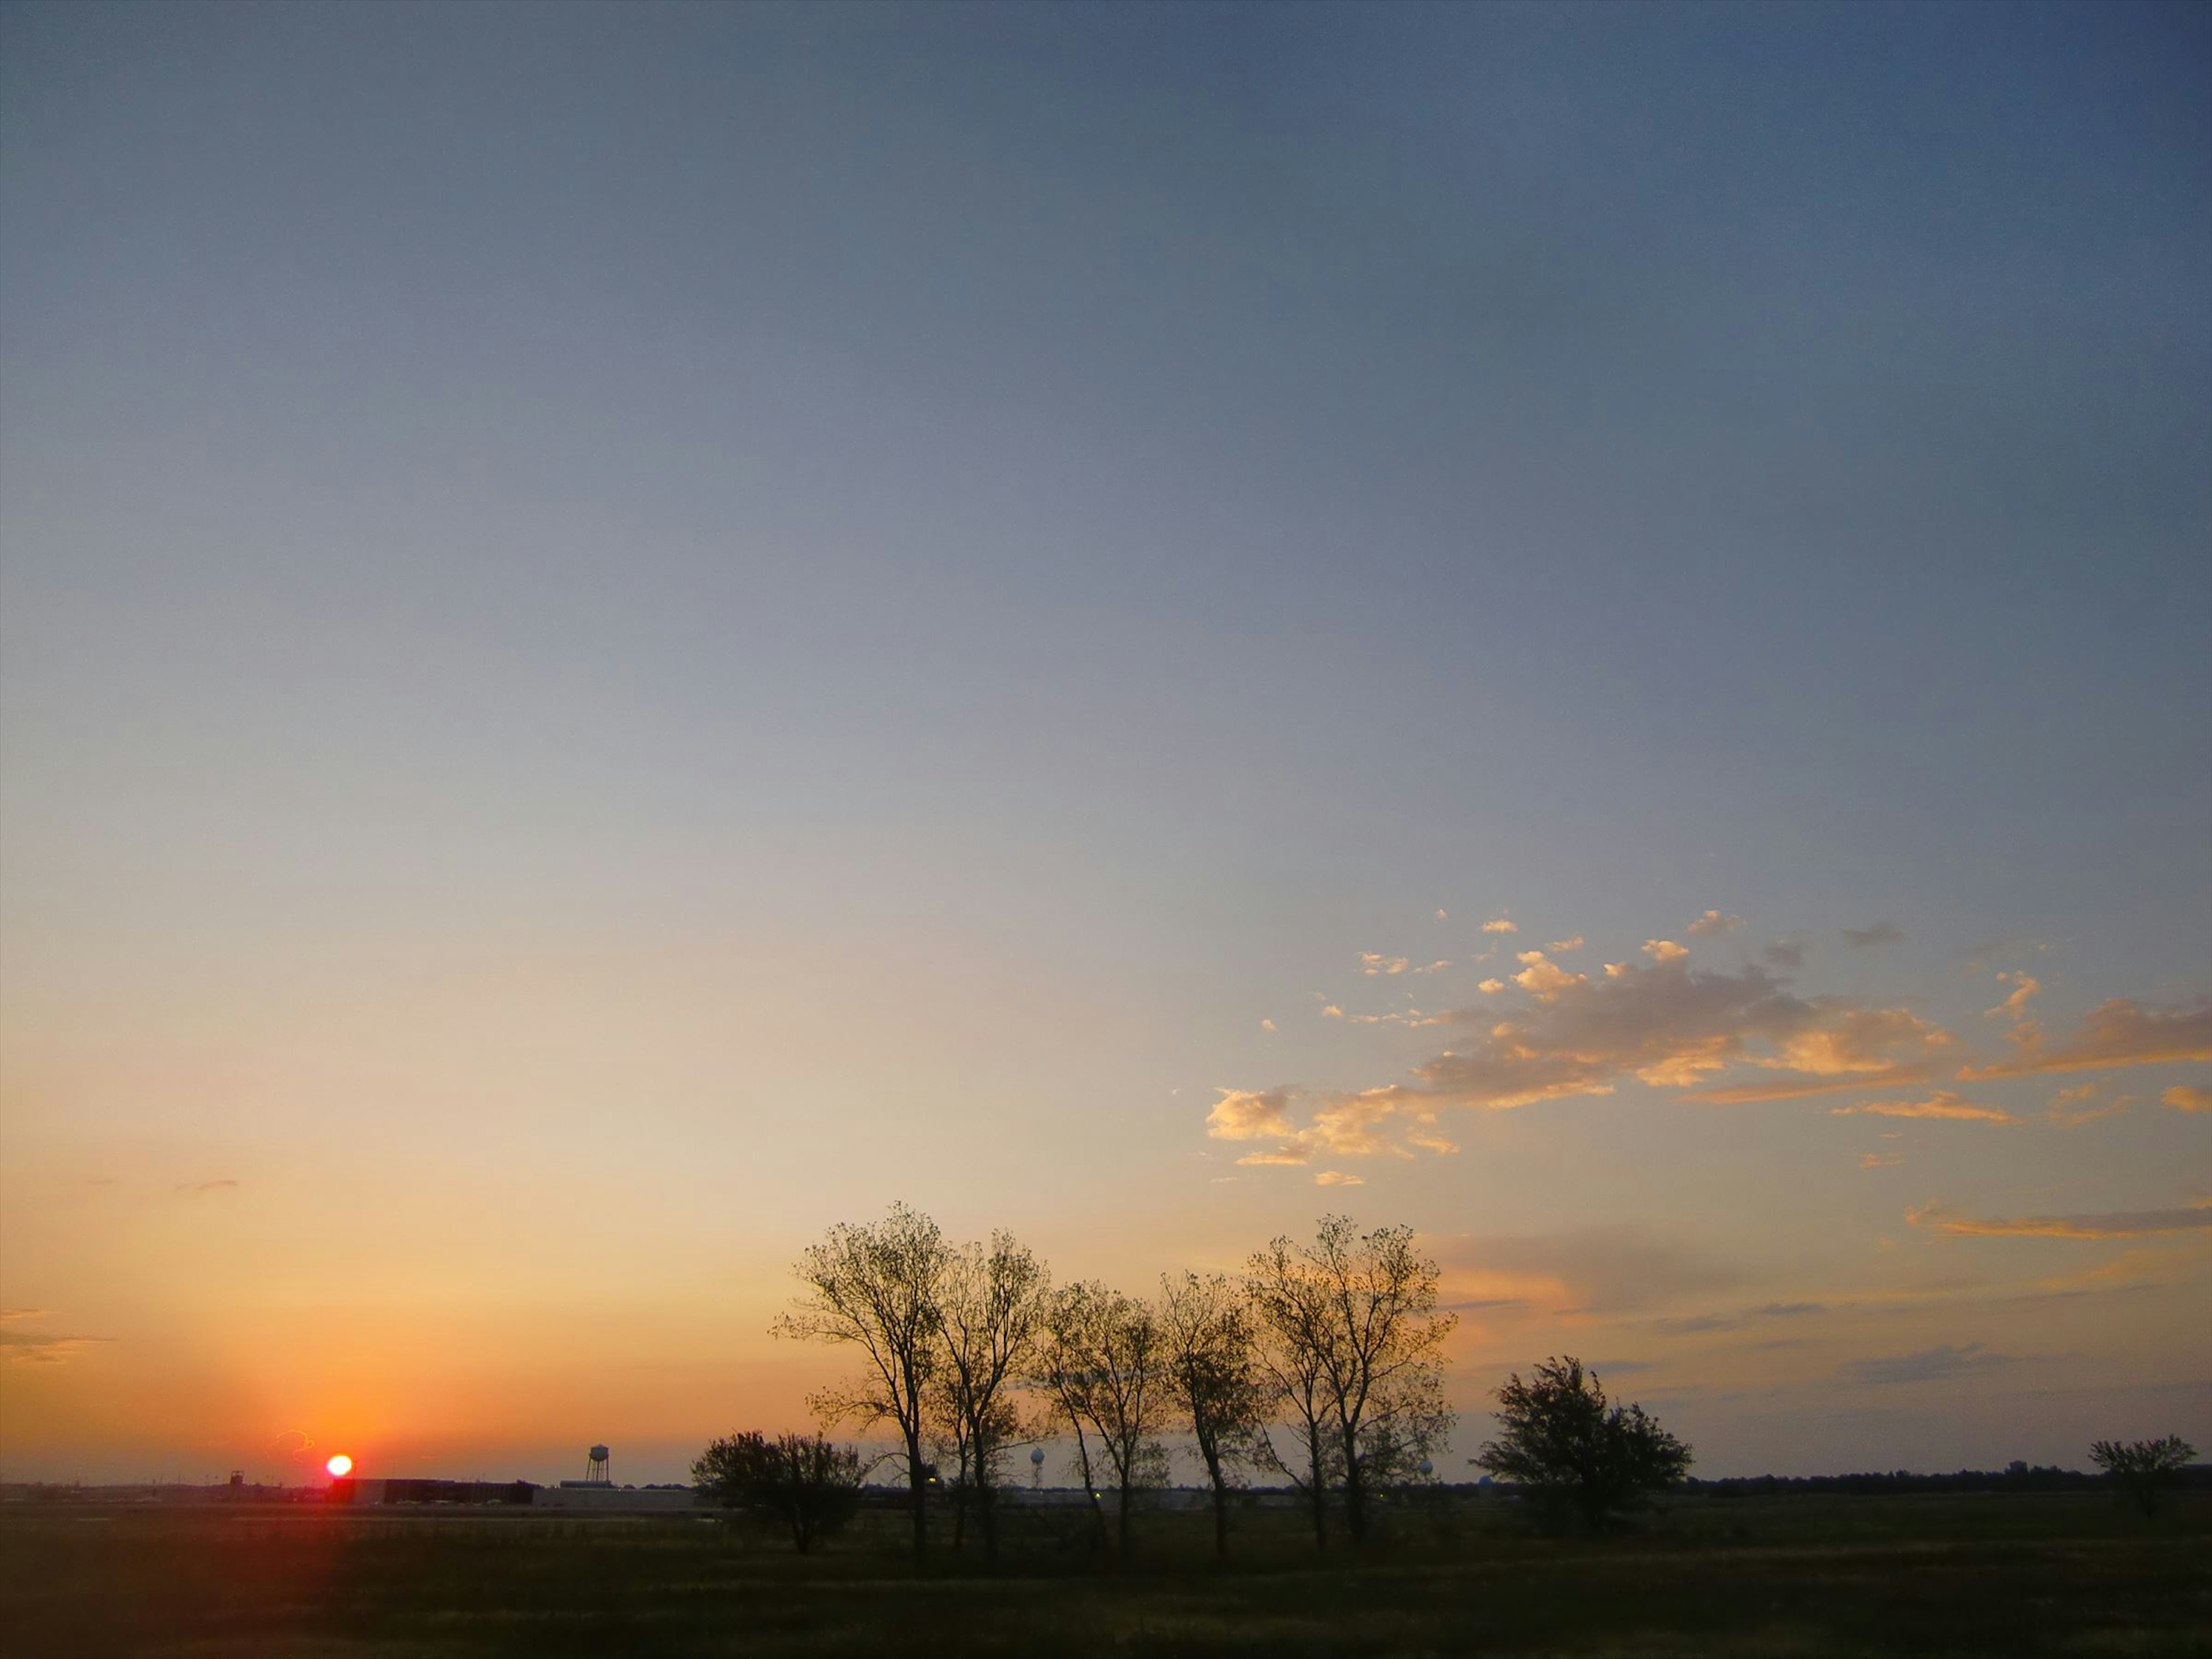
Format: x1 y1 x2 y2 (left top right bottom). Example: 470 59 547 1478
2048 1084 2133 1129
1260 1018 1277 1032
1688 910 1743 937
1770 1008 1956 1078
1907 1202 2212 1240
1763 941 1806 969
1480 917 1517 934
1830 1090 2016 1124
1435 910 1448 921
1215 955 1961 1158
1656 1301 1825 1335
1682 1065 1933 1104
2162 1084 2210 1113
1643 939 1690 963
1862 1152 1904 1168
1441 1225 1740 1315
176 1179 239 1195
1477 978 1506 994
1842 922 1904 948
1313 1171 1365 1186
0 1311 113 1366
1320 1004 1343 1018
1840 1343 2017 1385
1512 950 1587 997
1957 998 2212 1079
1359 953 1410 976
1207 1088 1297 1142
1211 1084 1419 1165
1984 973 2040 1022
1547 936 1585 953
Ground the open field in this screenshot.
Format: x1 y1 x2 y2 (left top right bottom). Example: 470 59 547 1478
3 1491 2208 1658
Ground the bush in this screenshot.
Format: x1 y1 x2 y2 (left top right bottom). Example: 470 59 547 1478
1475 1356 1691 1528
693 1431 869 1551
2089 1435 2196 1517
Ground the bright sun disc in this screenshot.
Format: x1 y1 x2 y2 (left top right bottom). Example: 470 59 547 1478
325 1454 353 1478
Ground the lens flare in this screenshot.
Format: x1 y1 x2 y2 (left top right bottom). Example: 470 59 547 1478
325 1453 354 1478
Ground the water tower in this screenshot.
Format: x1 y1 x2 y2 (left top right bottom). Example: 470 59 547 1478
585 1445 610 1485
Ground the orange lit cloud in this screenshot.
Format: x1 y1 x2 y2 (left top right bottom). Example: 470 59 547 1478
1957 998 2212 1079
1984 973 2040 1022
1210 953 1960 1158
1830 1090 2014 1124
1688 910 1743 937
2162 1084 2210 1113
1907 1202 2212 1240
1480 917 1517 934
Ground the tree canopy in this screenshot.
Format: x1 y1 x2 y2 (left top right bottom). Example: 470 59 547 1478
1476 1355 1691 1527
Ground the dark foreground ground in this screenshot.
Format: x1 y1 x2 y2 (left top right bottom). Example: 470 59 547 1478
3 1490 2207 1658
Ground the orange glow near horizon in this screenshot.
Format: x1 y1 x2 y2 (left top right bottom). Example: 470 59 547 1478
325 1453 353 1478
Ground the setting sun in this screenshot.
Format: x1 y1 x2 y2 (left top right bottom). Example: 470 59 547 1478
325 1454 353 1479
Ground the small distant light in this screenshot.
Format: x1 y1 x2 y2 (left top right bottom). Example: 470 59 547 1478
325 1454 354 1478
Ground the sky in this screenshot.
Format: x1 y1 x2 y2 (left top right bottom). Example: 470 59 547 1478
1 0 2207 1487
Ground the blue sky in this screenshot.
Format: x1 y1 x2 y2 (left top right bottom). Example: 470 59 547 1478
2 1 2206 1483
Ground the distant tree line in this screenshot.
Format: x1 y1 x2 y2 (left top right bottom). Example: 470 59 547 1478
751 1203 1461 1562
704 1202 2195 1561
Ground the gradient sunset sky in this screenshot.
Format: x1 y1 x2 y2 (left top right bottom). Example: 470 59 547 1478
2 1 2207 1486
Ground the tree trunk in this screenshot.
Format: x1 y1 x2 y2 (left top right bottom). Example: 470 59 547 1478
978 1480 999 1565
1211 1478 1229 1559
1117 1474 1134 1561
1307 1430 1330 1549
1341 1429 1367 1544
905 1433 928 1560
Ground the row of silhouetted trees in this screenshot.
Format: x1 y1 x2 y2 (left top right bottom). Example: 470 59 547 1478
748 1204 1461 1561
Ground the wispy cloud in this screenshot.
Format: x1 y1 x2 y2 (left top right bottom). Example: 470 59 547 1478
175 1178 240 1195
1861 1152 1904 1168
2047 1083 2132 1128
1907 1202 2212 1240
1213 949 1961 1157
1842 922 1904 948
1441 1225 1740 1315
1547 935 1585 953
1840 1342 2017 1385
1480 916 1517 934
1687 910 1743 937
1984 972 2040 1023
2162 1084 2210 1113
1683 1066 1934 1104
1957 998 2212 1079
0 1310 113 1366
1830 1090 2015 1124
1656 1301 1825 1335
1313 1170 1364 1186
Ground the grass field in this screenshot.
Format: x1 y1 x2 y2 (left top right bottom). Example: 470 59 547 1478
4 1491 2207 1657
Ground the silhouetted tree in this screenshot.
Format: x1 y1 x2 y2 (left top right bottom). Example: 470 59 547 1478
934 1230 1050 1562
691 1431 867 1553
1250 1217 1457 1546
771 1201 952 1560
1248 1232 1343 1548
2090 1435 2196 1517
1041 1281 1169 1560
1161 1269 1270 1558
1476 1355 1691 1527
